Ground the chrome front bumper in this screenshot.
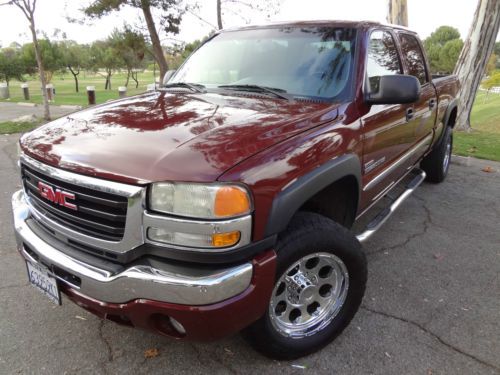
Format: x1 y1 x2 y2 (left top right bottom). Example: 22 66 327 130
12 189 253 305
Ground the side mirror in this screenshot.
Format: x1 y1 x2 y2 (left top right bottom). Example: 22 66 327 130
366 74 421 105
162 70 177 86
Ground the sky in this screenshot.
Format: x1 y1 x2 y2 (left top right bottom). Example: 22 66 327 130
0 0 498 48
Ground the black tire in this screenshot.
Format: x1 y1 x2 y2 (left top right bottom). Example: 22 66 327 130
243 212 367 360
421 126 453 183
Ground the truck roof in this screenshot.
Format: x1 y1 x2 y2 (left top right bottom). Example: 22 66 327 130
223 20 416 34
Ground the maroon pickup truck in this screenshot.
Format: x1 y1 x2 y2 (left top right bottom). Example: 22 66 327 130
12 21 459 359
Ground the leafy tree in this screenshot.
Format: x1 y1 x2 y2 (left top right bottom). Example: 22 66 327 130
89 40 122 90
486 53 497 75
216 0 283 29
483 70 500 90
5 0 51 120
22 39 64 83
438 38 464 73
425 26 460 46
83 0 186 81
180 38 204 60
110 27 146 88
0 48 26 86
60 41 90 93
423 26 463 74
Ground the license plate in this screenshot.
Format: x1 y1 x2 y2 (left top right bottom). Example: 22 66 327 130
26 261 61 305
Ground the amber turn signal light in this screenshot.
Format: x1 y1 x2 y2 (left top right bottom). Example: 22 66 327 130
214 186 251 217
211 231 241 247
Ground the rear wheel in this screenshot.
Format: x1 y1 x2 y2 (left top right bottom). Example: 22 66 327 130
421 126 453 183
243 212 367 360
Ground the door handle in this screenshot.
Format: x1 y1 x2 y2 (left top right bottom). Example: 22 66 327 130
429 99 436 109
406 108 414 122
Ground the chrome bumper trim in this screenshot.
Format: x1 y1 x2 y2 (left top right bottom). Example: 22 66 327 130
12 190 253 305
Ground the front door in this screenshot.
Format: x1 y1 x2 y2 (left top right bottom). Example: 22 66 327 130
361 29 415 205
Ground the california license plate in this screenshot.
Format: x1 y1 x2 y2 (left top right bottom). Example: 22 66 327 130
26 261 61 305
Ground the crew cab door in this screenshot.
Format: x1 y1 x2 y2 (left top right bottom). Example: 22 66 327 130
360 29 415 203
396 32 437 165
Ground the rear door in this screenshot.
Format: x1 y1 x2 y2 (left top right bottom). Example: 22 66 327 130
396 32 437 164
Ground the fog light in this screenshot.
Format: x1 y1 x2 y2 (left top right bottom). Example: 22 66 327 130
169 317 186 335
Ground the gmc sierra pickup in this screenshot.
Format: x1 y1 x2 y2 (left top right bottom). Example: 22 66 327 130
12 21 459 359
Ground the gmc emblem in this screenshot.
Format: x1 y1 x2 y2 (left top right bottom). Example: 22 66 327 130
37 181 78 211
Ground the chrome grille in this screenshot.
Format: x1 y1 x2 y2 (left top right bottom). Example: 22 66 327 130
21 163 128 241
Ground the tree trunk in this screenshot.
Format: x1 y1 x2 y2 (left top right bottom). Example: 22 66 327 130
453 0 500 131
132 71 139 88
152 59 156 85
68 66 79 93
29 18 50 120
387 0 408 26
141 0 168 81
105 70 112 90
217 0 223 30
125 68 131 87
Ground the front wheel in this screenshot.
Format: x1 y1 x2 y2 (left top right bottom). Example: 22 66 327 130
243 212 367 360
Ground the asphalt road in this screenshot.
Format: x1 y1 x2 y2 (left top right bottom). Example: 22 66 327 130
0 133 499 375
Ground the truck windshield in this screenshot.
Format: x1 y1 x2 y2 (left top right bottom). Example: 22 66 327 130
170 26 357 101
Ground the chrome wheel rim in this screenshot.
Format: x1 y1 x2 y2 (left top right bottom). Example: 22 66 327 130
443 140 451 173
269 252 349 338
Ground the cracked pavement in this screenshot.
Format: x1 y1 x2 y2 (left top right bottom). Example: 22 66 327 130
0 133 499 374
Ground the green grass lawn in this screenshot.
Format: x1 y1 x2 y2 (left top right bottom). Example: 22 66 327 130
0 71 157 106
454 91 500 161
0 121 43 134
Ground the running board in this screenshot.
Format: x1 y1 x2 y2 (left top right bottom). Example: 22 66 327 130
356 169 426 243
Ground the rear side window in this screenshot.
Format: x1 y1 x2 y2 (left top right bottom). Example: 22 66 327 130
399 33 428 85
366 31 402 93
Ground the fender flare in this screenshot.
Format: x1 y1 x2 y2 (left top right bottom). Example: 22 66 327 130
436 99 458 146
264 154 361 237
444 98 458 127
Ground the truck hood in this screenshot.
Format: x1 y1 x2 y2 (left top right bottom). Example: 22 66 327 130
20 91 337 185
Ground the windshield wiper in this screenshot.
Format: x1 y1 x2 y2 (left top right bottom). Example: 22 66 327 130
162 82 206 93
218 84 292 101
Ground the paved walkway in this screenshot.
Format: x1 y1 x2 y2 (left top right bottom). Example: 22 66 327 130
0 102 80 121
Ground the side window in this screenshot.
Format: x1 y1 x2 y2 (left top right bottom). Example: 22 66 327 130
399 33 428 85
367 30 402 93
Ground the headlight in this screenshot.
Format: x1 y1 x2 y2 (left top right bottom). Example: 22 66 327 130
149 182 252 219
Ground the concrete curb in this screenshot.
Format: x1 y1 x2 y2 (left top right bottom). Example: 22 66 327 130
59 105 82 110
451 154 500 169
17 102 37 107
451 155 471 167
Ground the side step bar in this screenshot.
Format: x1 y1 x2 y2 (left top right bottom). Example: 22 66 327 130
356 169 426 243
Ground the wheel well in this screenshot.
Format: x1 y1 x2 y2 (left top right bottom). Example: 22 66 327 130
298 176 358 229
447 107 457 128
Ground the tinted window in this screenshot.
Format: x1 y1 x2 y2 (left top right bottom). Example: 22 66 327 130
171 27 357 100
399 33 427 84
367 31 402 93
